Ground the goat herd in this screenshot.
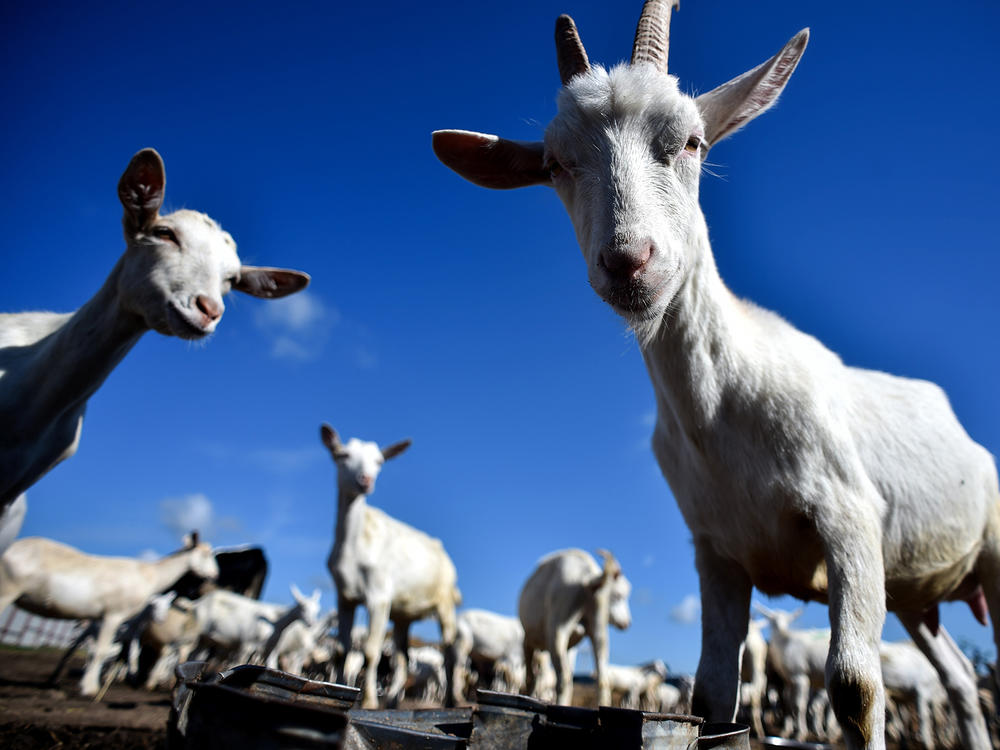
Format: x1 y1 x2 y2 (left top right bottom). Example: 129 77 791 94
1 2 998 749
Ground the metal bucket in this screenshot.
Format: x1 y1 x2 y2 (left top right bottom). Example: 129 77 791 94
169 662 356 749
696 722 750 749
168 662 747 750
470 689 704 748
345 707 471 749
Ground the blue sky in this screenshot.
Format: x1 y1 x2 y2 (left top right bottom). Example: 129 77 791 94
3 0 999 675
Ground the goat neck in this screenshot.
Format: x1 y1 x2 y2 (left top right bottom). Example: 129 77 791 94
142 545 208 593
638 218 747 447
0 260 145 504
3 256 144 440
332 479 369 554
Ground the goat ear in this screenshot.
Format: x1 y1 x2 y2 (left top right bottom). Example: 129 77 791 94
234 266 311 299
290 583 304 603
695 29 809 149
119 148 165 233
381 439 412 461
433 130 549 190
320 423 347 458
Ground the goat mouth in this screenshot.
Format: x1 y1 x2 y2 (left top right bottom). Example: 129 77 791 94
167 303 213 340
600 281 665 318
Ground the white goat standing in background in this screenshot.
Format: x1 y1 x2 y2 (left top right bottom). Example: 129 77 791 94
0 148 310 550
433 2 999 747
0 533 218 695
453 608 526 698
267 609 337 676
189 584 320 667
321 424 462 709
606 660 668 710
254 585 322 665
519 548 632 706
757 605 832 741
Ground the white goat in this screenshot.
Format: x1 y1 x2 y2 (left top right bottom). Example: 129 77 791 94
657 681 682 713
267 610 337 676
321 424 462 709
433 3 999 747
255 585 322 665
0 148 309 549
606 660 668 710
453 608 526 698
190 584 320 667
758 606 831 741
518 548 632 707
740 618 769 738
0 533 218 695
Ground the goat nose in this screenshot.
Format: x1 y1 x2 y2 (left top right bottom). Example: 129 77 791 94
599 241 653 280
195 295 223 322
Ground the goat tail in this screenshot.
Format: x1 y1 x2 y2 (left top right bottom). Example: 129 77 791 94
452 585 463 607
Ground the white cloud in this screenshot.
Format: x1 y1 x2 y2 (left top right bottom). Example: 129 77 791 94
137 548 161 562
270 335 313 361
670 593 701 625
159 493 215 539
255 291 334 332
253 291 337 362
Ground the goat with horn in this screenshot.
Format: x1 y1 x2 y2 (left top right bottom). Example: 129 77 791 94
433 2 998 748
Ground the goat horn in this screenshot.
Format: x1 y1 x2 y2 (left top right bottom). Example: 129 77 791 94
596 548 620 575
555 14 590 85
631 0 680 73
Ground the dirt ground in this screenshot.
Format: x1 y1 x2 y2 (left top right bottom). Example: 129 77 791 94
0 646 167 749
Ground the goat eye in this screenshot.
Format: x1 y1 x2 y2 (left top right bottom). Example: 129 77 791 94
152 226 178 244
684 135 703 154
546 159 564 180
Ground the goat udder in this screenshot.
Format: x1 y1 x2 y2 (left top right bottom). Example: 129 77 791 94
966 586 989 626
